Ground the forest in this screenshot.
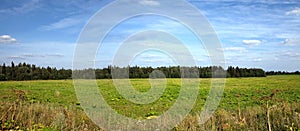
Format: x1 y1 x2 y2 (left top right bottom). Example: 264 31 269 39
0 61 274 81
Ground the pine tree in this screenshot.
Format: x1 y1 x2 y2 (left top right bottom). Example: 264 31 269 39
2 63 6 75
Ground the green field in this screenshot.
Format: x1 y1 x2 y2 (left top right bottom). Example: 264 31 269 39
1 75 300 130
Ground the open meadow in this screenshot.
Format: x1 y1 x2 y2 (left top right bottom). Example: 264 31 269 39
1 75 300 130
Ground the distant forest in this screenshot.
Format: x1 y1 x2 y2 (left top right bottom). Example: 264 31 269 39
0 61 297 81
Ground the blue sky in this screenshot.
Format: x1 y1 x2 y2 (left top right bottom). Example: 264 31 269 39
0 0 300 71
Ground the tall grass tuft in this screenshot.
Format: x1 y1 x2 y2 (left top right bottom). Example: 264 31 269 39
173 102 300 131
0 101 101 130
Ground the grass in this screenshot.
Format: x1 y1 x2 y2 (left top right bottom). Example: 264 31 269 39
0 101 101 130
0 75 300 130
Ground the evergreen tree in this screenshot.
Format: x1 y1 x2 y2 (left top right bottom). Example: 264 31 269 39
2 63 6 75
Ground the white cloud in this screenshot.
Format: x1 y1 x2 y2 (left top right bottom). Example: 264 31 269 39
283 51 300 58
275 51 300 61
0 35 17 44
253 58 262 62
195 58 206 62
22 53 45 58
242 40 261 46
6 53 64 60
286 7 300 16
139 53 164 59
139 0 160 6
46 53 64 57
203 54 213 57
0 0 40 14
223 47 247 52
40 16 84 31
282 38 298 46
7 56 25 60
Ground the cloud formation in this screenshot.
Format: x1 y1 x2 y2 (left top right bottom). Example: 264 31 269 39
242 40 261 46
46 53 64 57
282 51 300 58
40 17 84 31
22 53 45 58
253 58 262 62
7 56 25 60
286 8 300 16
223 47 247 52
5 53 64 61
282 38 298 46
139 0 160 6
0 0 40 14
0 35 17 44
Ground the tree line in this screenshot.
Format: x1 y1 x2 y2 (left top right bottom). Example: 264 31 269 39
0 62 71 81
0 62 268 81
266 71 300 75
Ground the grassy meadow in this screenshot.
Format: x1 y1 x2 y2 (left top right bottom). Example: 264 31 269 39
1 75 300 130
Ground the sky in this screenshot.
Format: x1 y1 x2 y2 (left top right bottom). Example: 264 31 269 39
0 0 300 71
